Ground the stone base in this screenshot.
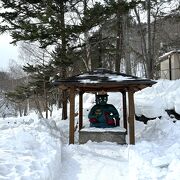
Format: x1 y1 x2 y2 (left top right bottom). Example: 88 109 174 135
79 127 126 144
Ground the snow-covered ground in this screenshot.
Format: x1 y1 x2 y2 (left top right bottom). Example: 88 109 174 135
1 79 180 180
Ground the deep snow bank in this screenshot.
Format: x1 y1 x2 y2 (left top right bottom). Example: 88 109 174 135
0 114 62 180
135 79 180 118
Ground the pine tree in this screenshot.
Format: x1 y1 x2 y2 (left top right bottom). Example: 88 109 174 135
83 0 141 72
0 0 84 119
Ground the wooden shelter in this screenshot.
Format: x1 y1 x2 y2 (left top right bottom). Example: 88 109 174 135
53 68 156 145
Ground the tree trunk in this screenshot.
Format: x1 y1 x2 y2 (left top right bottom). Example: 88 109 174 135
115 0 123 73
19 105 22 117
59 1 68 120
34 94 44 118
23 104 28 116
84 0 92 71
61 68 68 120
44 87 48 119
134 7 148 77
98 30 103 68
147 0 153 79
124 13 131 74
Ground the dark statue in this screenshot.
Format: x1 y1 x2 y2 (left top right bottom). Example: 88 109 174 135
88 92 120 128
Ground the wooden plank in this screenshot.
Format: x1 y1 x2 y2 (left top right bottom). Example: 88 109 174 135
69 87 75 144
128 90 135 145
79 91 83 130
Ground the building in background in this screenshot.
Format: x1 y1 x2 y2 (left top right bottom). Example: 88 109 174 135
159 50 180 80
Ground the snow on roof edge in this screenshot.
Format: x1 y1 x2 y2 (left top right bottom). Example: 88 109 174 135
159 50 180 60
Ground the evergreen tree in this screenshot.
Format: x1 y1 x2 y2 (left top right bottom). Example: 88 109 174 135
0 0 85 119
84 0 141 72
0 0 143 119
23 62 55 118
6 85 30 117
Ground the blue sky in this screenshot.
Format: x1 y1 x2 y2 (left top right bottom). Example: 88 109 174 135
0 34 18 70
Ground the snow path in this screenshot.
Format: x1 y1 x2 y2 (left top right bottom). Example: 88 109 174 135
60 142 129 180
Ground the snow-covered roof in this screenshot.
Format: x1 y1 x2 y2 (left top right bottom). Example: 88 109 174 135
159 50 180 61
53 68 155 90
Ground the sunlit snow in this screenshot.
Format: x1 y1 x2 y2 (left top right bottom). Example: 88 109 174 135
1 80 180 180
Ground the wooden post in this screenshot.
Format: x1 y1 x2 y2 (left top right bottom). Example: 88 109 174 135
122 91 127 132
168 55 172 80
69 87 75 144
79 91 83 130
128 90 135 145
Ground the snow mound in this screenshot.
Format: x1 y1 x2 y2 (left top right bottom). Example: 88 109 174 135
0 116 62 180
135 79 180 118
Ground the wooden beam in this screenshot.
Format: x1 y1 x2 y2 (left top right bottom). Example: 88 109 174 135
122 91 127 132
76 86 127 93
69 87 75 144
128 90 135 145
79 91 83 130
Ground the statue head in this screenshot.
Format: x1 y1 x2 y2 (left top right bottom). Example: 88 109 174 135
96 91 108 105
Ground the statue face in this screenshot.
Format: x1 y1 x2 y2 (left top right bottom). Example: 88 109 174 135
96 95 108 105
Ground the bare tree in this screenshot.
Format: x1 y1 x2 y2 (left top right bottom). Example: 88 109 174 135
18 42 52 65
132 0 179 78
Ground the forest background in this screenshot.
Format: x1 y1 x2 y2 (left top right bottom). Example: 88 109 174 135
0 0 179 119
